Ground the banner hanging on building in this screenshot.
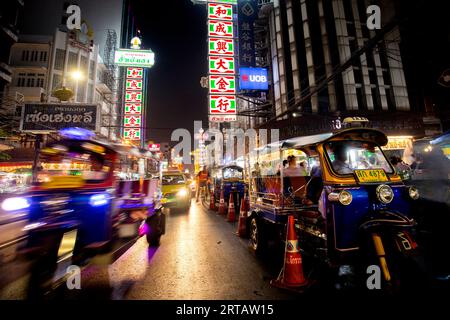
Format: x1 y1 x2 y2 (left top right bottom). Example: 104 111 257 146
238 0 258 67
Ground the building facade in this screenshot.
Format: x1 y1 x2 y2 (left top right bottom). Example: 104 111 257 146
6 28 119 140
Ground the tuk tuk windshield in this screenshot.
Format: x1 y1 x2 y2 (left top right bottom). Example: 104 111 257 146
37 143 110 183
223 167 243 180
325 141 393 175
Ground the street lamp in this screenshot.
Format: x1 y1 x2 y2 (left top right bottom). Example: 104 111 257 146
52 69 84 102
70 70 84 81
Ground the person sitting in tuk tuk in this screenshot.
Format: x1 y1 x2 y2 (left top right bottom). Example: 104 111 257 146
283 155 307 177
331 145 353 174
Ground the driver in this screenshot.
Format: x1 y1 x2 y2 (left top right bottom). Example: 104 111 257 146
332 144 353 174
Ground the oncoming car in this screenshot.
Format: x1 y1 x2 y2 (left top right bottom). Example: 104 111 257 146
161 171 191 211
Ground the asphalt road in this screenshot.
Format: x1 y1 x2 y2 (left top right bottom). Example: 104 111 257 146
108 200 293 300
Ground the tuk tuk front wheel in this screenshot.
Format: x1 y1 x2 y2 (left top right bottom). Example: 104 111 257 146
249 217 267 256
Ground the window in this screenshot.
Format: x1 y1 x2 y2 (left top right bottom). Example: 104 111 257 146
68 52 78 69
21 50 28 61
89 60 95 80
52 74 62 90
54 49 65 71
37 78 44 88
40 51 47 62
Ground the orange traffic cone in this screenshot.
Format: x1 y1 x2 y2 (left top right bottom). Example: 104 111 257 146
218 189 226 215
227 192 236 222
210 190 216 211
236 196 247 237
270 215 312 292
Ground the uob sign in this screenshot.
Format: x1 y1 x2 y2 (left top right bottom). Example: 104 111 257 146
239 67 268 90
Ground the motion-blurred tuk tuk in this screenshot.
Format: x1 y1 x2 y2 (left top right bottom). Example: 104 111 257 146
0 128 165 296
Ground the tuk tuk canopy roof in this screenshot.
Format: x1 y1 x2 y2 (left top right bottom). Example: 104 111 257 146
281 128 389 149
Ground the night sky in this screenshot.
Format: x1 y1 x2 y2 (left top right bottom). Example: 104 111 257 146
130 0 208 143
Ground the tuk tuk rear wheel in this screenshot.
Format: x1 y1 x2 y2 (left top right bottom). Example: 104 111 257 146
249 217 267 256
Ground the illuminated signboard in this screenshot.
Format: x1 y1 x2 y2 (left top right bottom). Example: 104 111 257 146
207 0 237 123
126 79 143 90
209 38 234 56
114 49 155 68
124 103 142 115
148 144 161 152
208 0 237 4
208 3 233 20
126 67 143 79
125 91 143 102
123 128 141 140
239 67 269 90
209 95 236 114
209 56 235 74
209 115 237 122
208 20 234 38
209 75 236 94
124 115 142 127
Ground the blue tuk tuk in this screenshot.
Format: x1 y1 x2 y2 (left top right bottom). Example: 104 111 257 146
246 128 424 290
212 165 246 209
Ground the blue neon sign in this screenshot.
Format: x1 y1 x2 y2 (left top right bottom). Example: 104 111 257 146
239 67 269 90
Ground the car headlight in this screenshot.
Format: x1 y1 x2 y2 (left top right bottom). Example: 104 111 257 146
177 188 188 197
89 194 110 207
1 197 30 211
376 185 394 204
408 186 419 200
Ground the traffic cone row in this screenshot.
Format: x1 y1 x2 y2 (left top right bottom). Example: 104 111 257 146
227 192 236 222
270 215 312 292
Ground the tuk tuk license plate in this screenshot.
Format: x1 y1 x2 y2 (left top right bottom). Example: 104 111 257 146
354 169 388 183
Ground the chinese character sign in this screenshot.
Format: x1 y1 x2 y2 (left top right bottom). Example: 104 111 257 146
126 79 143 90
124 67 144 141
209 95 236 114
210 75 236 94
209 20 234 38
208 3 233 20
209 38 234 56
209 56 235 74
207 0 237 121
124 128 141 140
127 67 143 79
124 103 142 115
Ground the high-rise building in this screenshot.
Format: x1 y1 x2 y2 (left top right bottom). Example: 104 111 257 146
254 0 424 140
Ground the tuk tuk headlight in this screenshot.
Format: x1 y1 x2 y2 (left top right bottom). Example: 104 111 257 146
1 197 30 211
328 190 353 205
376 185 394 204
408 186 419 200
338 190 353 206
